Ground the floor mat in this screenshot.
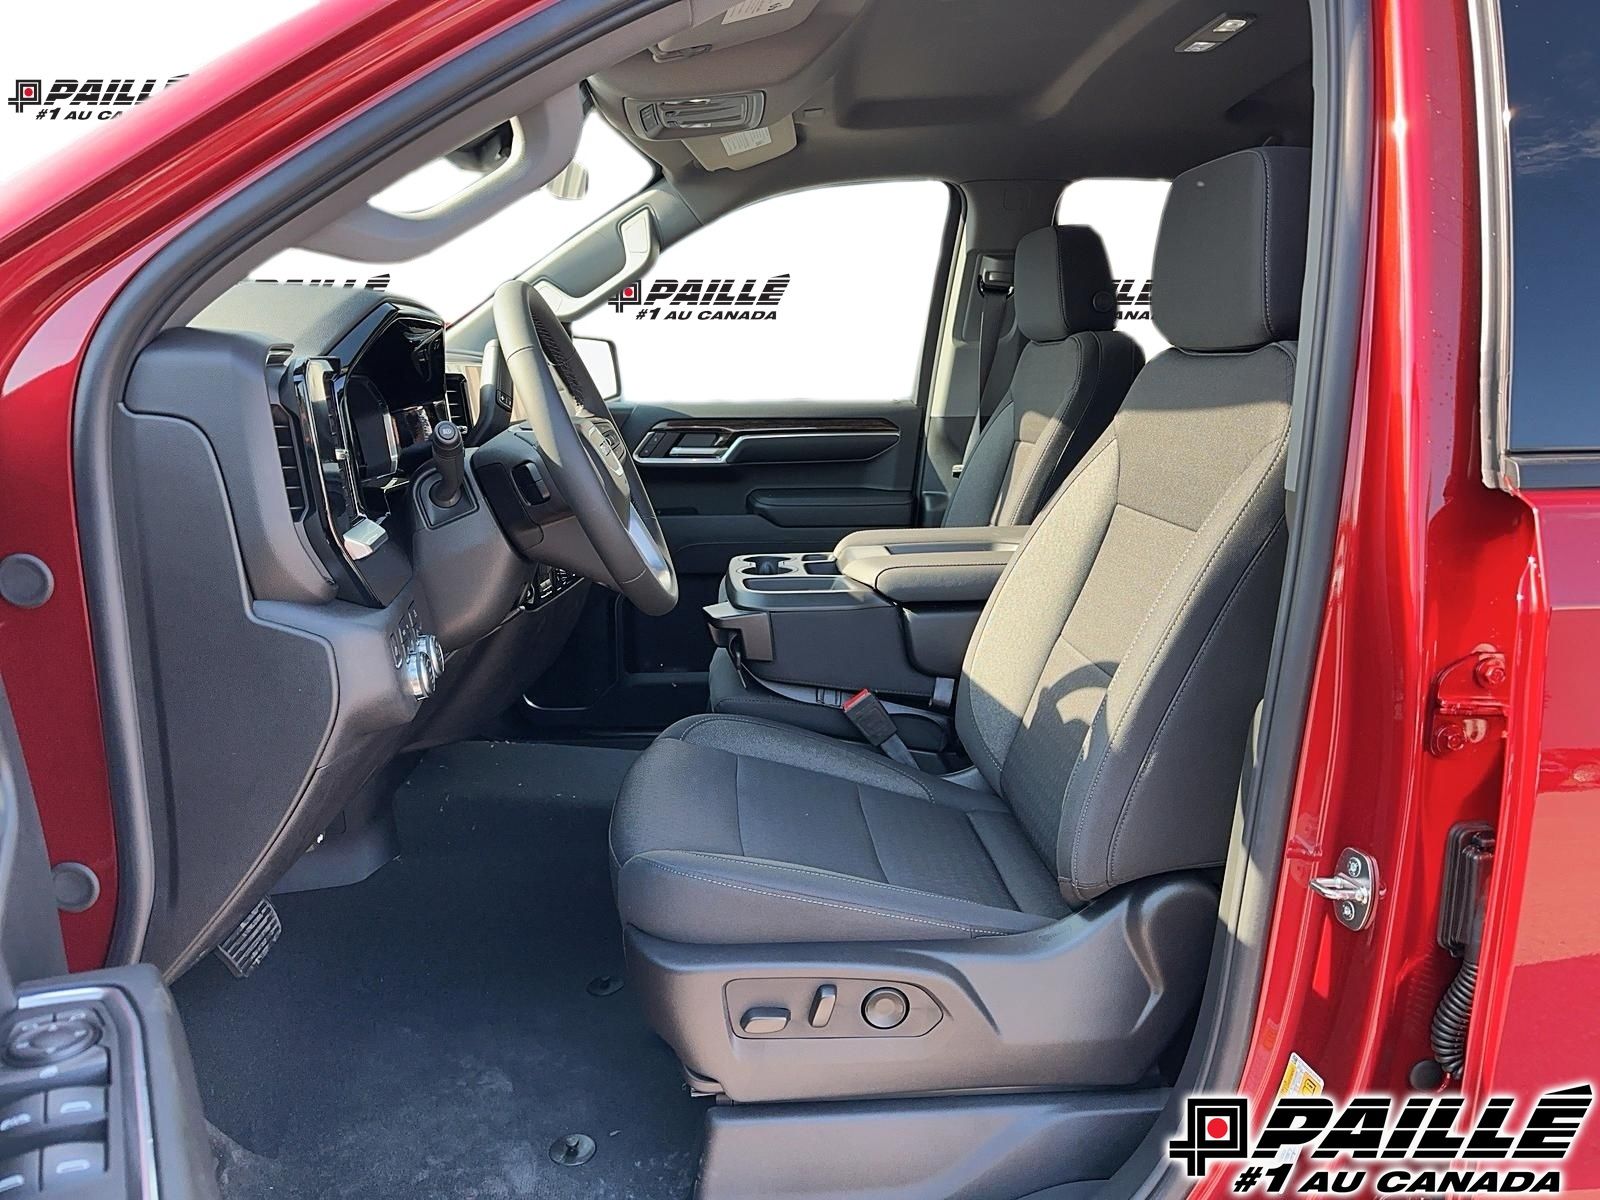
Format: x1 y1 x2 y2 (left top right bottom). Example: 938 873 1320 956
174 741 706 1200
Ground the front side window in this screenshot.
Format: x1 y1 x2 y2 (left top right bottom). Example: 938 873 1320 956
574 180 951 404
1055 178 1172 360
253 113 654 322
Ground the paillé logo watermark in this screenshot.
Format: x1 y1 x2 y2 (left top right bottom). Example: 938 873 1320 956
1170 1084 1592 1195
609 275 789 321
250 273 393 291
8 76 186 120
1113 277 1154 323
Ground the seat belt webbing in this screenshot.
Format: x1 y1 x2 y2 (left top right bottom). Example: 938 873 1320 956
957 278 1015 477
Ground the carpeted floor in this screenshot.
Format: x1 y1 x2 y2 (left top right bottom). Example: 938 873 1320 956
174 741 706 1200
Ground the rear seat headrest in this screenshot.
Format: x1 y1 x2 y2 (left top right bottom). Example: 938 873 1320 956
1013 225 1117 344
1153 147 1312 353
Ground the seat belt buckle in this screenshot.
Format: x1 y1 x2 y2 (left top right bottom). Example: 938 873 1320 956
842 689 918 766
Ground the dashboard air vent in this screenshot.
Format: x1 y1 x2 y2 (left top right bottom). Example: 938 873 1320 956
265 344 294 368
443 372 472 430
271 406 308 519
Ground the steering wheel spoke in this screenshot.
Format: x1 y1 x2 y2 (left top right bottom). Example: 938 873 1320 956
487 281 678 616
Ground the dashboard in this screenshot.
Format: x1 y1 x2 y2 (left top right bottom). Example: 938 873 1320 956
343 315 446 483
281 301 454 605
117 282 586 974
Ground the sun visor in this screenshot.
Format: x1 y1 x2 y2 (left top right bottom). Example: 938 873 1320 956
301 88 582 261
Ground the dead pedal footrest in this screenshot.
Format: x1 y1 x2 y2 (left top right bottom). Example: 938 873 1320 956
214 898 282 978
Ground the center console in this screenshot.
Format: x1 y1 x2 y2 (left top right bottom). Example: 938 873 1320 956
706 526 1026 708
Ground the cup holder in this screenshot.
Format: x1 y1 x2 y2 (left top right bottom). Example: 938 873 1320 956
746 555 794 576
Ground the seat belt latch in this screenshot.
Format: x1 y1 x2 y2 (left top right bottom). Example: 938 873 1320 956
842 689 918 766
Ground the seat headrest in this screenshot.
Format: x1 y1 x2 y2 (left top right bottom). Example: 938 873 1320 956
1153 147 1312 352
1013 225 1117 344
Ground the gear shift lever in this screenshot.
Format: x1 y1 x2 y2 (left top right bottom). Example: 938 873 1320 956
429 420 465 508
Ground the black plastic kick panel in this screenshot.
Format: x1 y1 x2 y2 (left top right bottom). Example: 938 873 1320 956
695 1090 1167 1200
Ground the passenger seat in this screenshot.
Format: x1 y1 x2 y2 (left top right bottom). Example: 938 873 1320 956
944 224 1143 527
707 224 1143 745
612 146 1312 1103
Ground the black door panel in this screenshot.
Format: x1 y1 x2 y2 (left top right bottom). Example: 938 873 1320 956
747 488 915 529
623 399 923 570
521 398 925 736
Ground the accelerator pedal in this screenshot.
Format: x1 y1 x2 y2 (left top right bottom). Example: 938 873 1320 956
214 898 282 978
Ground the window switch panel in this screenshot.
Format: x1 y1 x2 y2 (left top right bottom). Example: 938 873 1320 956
0 1097 41 1138
41 1142 105 1189
0 1152 35 1195
45 1089 105 1125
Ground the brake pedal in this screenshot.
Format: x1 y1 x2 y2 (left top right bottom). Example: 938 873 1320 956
214 898 282 978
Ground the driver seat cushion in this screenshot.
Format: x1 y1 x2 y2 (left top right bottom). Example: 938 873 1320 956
610 714 1069 944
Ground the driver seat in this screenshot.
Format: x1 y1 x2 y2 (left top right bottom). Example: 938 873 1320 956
610 147 1311 1103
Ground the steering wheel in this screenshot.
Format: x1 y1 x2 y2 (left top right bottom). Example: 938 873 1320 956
491 280 678 616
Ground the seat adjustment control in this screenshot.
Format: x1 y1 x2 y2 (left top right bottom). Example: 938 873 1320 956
738 1007 789 1035
862 987 909 1030
807 984 837 1028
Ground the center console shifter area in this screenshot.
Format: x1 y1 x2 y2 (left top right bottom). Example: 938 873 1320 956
705 526 1026 751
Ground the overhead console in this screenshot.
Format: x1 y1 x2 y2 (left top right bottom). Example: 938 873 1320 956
588 0 870 172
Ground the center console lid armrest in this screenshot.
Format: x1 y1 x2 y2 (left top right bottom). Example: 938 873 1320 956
833 525 1029 554
833 526 1027 605
838 552 1012 604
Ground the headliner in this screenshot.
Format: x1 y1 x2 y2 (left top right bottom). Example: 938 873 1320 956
589 0 1313 198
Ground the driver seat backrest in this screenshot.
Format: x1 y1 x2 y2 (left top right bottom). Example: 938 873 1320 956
956 147 1311 904
943 225 1144 529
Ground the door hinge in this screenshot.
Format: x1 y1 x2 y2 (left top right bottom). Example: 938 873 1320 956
1310 847 1379 931
1428 643 1509 756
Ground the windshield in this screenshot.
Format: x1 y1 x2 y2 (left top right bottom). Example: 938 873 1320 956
252 113 654 322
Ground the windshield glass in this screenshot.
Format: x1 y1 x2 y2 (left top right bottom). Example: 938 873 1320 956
252 113 654 322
